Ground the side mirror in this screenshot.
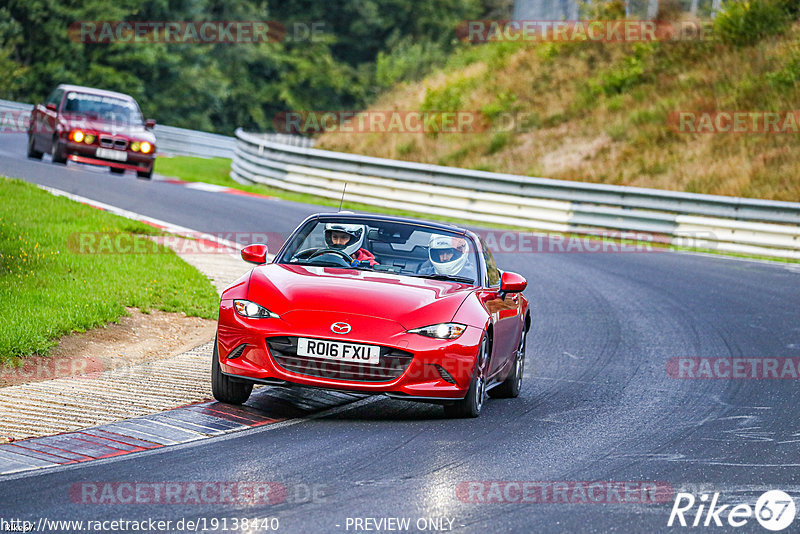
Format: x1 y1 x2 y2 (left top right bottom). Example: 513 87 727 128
145 118 156 129
498 271 527 299
241 243 268 264
45 103 57 112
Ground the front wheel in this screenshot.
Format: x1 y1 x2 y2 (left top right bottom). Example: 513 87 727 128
110 167 125 175
444 334 489 418
51 137 67 164
27 134 43 159
137 169 153 180
211 338 253 405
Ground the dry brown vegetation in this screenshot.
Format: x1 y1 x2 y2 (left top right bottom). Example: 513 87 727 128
318 22 800 201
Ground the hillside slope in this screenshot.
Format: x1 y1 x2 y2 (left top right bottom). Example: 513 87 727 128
317 21 800 201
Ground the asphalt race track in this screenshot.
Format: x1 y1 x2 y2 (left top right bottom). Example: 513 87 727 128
2 132 800 533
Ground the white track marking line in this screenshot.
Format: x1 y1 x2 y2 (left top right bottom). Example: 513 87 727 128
37 184 241 250
674 249 800 271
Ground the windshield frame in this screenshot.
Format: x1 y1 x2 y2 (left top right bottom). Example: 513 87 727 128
62 91 145 126
274 214 482 285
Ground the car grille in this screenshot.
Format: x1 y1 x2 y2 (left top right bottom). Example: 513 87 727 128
99 135 128 150
266 336 414 382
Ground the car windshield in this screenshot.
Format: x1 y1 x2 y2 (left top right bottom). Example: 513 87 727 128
277 217 479 284
63 92 143 125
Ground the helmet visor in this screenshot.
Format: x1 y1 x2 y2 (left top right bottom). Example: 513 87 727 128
326 230 355 249
430 247 463 263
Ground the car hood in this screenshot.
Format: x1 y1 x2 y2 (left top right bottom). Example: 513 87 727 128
61 114 155 141
245 263 474 329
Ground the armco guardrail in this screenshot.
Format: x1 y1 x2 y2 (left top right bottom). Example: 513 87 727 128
153 127 311 158
0 98 33 113
153 129 311 157
2 98 313 159
231 128 800 260
152 124 236 158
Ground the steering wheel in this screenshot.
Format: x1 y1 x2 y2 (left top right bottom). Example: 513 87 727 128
293 247 354 266
292 247 320 260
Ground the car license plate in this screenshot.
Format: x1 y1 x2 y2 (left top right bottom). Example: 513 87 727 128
96 147 127 161
296 338 380 365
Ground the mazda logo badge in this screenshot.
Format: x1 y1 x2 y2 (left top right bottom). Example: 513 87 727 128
331 322 351 334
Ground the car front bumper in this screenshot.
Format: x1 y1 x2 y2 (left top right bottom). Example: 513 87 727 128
65 141 155 172
216 300 481 400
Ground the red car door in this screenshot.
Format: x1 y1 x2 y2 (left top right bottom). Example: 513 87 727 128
34 88 63 151
478 238 521 377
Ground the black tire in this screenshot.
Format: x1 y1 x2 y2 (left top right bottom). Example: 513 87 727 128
211 338 253 405
27 134 43 160
489 331 526 399
443 334 489 418
50 136 67 164
110 167 125 174
137 169 153 180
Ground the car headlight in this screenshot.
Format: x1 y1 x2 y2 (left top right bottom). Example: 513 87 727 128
234 299 278 318
140 141 153 154
131 141 140 152
408 323 466 339
69 130 84 142
84 134 95 144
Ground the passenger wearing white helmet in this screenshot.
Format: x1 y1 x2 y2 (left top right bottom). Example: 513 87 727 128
419 234 472 277
324 223 378 266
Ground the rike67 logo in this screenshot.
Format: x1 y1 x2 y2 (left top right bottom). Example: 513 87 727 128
668 490 796 531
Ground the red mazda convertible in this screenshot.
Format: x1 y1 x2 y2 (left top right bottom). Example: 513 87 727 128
213 213 530 417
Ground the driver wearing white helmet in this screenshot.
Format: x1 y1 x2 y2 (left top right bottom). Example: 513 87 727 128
324 223 379 266
419 234 472 277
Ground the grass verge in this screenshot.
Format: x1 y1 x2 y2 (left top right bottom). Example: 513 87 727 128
0 177 219 364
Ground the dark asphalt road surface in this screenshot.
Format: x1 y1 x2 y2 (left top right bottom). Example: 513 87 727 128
2 133 800 533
